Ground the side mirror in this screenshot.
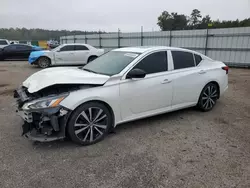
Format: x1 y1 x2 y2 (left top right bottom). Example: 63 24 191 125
126 68 146 79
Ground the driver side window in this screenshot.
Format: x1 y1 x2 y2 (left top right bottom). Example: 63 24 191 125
133 51 168 74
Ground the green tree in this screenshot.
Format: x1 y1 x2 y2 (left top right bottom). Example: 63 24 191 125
157 11 188 31
171 12 188 30
158 10 250 30
198 15 212 29
189 9 202 28
157 11 174 31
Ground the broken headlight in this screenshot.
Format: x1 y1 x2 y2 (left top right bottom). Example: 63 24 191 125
23 93 69 110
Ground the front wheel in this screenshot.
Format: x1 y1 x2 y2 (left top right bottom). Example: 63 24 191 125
67 102 113 145
197 83 219 112
38 57 51 68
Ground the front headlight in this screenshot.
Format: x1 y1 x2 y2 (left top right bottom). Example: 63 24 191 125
23 93 69 110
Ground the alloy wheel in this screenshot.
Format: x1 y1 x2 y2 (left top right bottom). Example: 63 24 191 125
74 107 108 143
39 58 50 68
201 85 218 110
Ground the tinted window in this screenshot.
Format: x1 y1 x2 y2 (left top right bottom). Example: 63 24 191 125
4 45 16 50
0 40 8 45
16 45 31 50
75 45 89 51
194 54 203 65
172 51 195 69
133 51 167 74
60 45 74 51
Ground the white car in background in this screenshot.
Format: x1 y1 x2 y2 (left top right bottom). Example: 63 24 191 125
15 46 228 145
0 39 10 48
28 43 105 68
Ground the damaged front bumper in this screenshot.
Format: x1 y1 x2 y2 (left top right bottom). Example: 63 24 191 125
17 107 71 142
14 87 71 142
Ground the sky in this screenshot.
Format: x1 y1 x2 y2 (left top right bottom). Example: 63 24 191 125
0 0 250 32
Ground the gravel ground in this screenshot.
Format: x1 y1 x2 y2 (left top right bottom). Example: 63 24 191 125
0 61 250 188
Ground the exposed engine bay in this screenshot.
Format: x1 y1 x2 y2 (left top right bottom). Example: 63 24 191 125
14 84 100 142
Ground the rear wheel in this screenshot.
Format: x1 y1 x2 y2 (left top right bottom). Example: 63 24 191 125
38 57 51 68
67 102 113 145
197 83 219 111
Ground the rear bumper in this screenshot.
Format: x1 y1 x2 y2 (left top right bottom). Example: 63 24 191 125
220 85 228 97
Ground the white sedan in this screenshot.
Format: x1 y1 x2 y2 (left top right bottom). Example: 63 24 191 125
15 46 228 145
28 43 104 68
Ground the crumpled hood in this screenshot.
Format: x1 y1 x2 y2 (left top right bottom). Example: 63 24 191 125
23 67 110 93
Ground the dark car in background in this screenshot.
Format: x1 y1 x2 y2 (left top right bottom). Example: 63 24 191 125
0 44 43 60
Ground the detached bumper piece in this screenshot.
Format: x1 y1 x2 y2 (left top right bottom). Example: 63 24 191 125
18 107 71 142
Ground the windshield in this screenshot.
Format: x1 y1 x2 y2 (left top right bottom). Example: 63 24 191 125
51 44 63 52
82 51 140 76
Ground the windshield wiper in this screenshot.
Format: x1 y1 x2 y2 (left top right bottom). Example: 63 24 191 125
81 68 99 74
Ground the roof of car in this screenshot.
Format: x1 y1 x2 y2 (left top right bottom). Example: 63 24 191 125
112 46 212 60
61 43 96 49
112 46 189 53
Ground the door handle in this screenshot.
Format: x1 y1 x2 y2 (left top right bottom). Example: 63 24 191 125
69 53 74 55
199 70 206 74
162 79 172 84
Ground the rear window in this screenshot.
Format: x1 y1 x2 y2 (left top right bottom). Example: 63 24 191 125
75 45 89 51
194 54 203 65
0 40 8 45
172 51 195 70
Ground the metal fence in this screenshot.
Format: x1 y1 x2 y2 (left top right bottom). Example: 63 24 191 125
60 27 250 67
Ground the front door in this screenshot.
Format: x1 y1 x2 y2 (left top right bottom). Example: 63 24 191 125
119 51 173 121
15 45 32 59
55 45 76 65
3 45 17 59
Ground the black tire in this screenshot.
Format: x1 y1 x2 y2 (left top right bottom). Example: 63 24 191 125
67 102 113 145
38 57 51 68
197 82 219 112
87 56 97 63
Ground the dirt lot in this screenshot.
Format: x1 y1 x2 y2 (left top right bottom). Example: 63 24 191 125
0 61 250 188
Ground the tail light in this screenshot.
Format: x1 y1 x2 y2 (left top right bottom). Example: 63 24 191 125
222 66 229 74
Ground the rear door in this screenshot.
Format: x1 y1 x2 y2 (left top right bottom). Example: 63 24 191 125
170 50 206 107
54 45 76 65
74 45 90 64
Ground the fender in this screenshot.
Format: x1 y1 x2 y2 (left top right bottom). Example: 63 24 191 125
28 50 55 64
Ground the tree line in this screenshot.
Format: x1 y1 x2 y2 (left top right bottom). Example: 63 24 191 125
157 9 250 31
0 28 100 41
